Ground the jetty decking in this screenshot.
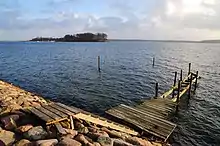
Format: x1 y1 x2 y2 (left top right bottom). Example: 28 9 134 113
26 102 138 136
106 66 199 141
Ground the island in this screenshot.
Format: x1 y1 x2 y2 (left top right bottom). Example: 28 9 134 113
30 32 108 42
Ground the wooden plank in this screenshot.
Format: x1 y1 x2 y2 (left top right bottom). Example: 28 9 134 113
139 103 173 114
134 106 167 119
56 103 81 114
135 106 168 119
147 99 176 107
108 108 172 135
36 106 62 120
29 108 52 123
118 105 176 129
43 104 69 118
50 103 76 115
142 102 174 111
54 123 67 135
106 108 173 140
74 113 138 136
114 107 175 135
120 105 176 127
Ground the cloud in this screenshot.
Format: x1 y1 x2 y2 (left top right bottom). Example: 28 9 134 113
0 0 220 40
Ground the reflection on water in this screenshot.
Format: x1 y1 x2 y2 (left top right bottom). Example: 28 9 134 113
0 41 220 146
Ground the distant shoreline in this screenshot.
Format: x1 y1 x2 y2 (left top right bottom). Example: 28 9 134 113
30 32 108 42
110 39 220 43
1 39 220 44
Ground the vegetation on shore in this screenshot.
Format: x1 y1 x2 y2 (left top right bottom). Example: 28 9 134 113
30 32 108 42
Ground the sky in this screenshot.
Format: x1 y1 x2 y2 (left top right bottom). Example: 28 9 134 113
0 0 220 41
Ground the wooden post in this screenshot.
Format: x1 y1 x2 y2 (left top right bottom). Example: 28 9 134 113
172 72 177 98
194 71 199 91
155 83 158 98
173 71 177 86
188 63 191 75
180 69 182 81
176 80 181 113
152 57 155 67
98 56 101 72
70 115 74 130
188 73 192 98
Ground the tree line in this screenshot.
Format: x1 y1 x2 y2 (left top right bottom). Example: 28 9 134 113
30 33 108 42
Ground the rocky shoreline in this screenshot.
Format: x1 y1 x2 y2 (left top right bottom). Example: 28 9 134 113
0 80 167 146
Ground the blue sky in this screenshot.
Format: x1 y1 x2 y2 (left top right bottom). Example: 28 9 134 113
0 0 219 40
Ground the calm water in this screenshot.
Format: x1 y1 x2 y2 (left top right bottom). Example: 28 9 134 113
0 41 219 146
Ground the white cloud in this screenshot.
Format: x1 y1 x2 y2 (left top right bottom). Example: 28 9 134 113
1 0 220 40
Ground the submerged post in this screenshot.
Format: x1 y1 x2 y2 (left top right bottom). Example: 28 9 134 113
194 71 199 91
176 80 181 113
155 83 158 98
172 72 177 98
188 63 191 75
98 56 101 72
152 57 155 67
188 74 192 98
180 69 183 81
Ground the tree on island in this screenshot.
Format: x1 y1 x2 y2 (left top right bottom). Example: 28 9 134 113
30 32 108 42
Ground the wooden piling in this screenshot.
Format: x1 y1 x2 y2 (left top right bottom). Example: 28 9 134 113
176 80 181 112
194 71 199 91
152 57 155 67
180 69 182 81
172 72 177 98
70 116 74 130
188 74 192 98
188 63 191 75
155 83 158 98
98 56 101 72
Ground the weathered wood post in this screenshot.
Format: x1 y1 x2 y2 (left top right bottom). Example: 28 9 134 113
194 71 199 91
152 57 155 67
176 80 181 113
188 63 191 75
70 116 74 130
155 83 158 98
188 73 192 98
98 56 101 72
180 69 183 81
172 72 177 98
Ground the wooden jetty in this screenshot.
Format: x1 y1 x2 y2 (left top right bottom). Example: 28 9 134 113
106 65 199 141
25 102 138 136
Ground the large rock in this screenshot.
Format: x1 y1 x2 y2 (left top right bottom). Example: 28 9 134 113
78 126 89 134
87 131 109 141
24 126 48 140
97 136 113 146
125 137 152 146
93 142 101 146
0 130 16 145
1 114 19 130
64 129 78 137
31 102 42 107
151 142 162 146
74 121 84 130
16 124 33 133
102 128 128 139
34 139 58 146
75 134 89 145
86 143 94 146
113 139 133 146
15 139 31 146
58 137 82 146
88 126 99 133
